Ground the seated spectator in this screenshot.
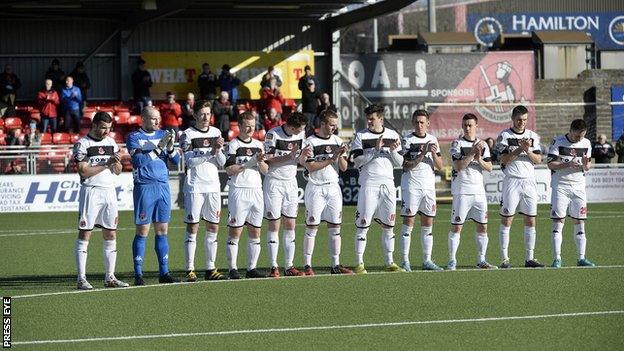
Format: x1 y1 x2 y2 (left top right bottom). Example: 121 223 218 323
0 64 21 117
592 134 615 164
197 63 218 100
61 76 82 133
213 91 233 139
5 128 26 146
181 92 195 130
485 137 499 164
263 107 283 131
45 58 66 93
25 127 42 147
5 161 23 174
260 66 282 89
261 77 284 114
36 79 60 133
69 61 91 114
159 91 182 136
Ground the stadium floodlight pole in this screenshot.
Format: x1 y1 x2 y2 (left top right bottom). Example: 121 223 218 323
428 0 436 33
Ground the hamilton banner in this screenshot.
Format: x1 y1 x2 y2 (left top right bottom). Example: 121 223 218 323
340 52 534 142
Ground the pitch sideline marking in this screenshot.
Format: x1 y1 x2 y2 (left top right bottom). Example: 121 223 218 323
1 214 623 237
12 310 624 345
10 265 624 300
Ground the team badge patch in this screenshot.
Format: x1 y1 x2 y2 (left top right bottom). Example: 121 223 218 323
187 214 193 221
287 143 294 150
503 208 509 215
246 148 253 156
360 219 367 226
267 211 273 218
325 145 332 153
406 208 412 215
140 212 146 221
98 147 105 155
229 217 237 224
309 216 315 222
79 220 86 228
203 139 210 147
454 216 461 223
389 214 395 222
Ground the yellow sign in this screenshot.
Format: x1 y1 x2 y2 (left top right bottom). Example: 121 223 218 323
141 51 314 100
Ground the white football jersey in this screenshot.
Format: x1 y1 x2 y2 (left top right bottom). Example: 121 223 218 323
303 133 344 185
547 134 592 188
72 135 119 187
496 128 541 179
400 132 440 191
449 137 491 195
264 125 305 180
225 137 264 188
351 127 402 187
179 126 223 193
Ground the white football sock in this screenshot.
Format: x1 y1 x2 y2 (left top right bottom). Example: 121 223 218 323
204 231 218 270
247 237 261 270
328 227 341 267
283 229 296 268
448 232 460 262
184 232 197 271
400 224 413 263
476 233 489 263
381 227 395 265
303 227 317 267
103 239 117 279
267 230 279 267
574 223 586 260
226 236 239 270
75 239 89 280
421 226 433 262
355 227 369 265
499 225 510 261
524 226 536 261
551 222 564 260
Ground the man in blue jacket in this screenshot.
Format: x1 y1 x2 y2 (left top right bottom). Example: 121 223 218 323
61 76 82 133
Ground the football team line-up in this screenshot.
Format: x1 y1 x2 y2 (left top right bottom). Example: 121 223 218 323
72 102 596 290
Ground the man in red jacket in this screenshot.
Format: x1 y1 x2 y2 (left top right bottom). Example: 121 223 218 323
261 77 284 115
160 91 182 136
36 79 60 133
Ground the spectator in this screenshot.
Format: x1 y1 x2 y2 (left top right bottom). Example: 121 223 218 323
615 130 624 163
25 127 42 147
261 77 284 114
213 91 233 139
159 92 182 136
131 58 153 113
300 79 321 134
5 127 26 146
592 134 615 164
36 79 60 133
197 63 218 101
5 161 23 174
263 107 283 131
69 61 91 114
181 92 195 130
298 65 319 92
260 66 282 89
45 58 66 92
217 64 241 104
485 137 499 164
61 76 82 133
0 64 21 117
316 93 337 121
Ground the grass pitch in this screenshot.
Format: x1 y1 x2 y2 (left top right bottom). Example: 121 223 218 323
1 203 623 350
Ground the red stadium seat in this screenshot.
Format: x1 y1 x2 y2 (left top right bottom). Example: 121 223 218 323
229 121 239 132
83 108 96 120
118 148 133 172
127 115 142 126
37 148 69 173
108 131 125 144
4 117 22 130
52 132 71 145
0 118 4 129
70 133 80 144
40 132 53 145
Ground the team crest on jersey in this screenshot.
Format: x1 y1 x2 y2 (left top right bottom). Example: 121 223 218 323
246 148 253 156
287 143 294 150
79 220 86 228
266 133 274 140
98 147 105 155
325 145 332 153
203 139 210 147
570 149 577 157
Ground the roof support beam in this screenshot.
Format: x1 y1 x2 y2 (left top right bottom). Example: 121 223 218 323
326 0 415 29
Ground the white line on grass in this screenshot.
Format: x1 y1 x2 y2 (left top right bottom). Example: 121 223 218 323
12 310 624 346
11 264 624 300
2 214 623 237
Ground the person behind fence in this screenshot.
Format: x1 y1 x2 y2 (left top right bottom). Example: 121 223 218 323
213 91 233 140
181 92 195 130
179 100 227 282
45 58 66 93
0 63 21 117
72 111 128 290
61 76 82 133
160 91 182 136
69 61 91 114
218 64 241 104
591 134 615 164
197 63 218 101
126 106 180 285
547 119 595 268
132 58 153 113
616 130 624 163
36 79 60 133
260 66 282 89
301 79 321 135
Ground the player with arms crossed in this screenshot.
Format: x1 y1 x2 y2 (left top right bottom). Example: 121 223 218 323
547 119 595 268
350 104 404 274
496 105 545 268
73 111 128 289
224 111 269 279
263 112 308 277
447 113 496 270
399 109 444 272
300 110 353 275
126 106 180 285
179 100 227 282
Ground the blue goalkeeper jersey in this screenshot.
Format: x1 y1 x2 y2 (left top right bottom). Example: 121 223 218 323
126 128 180 184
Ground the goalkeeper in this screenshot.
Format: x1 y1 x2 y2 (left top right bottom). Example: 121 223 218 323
126 106 180 285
